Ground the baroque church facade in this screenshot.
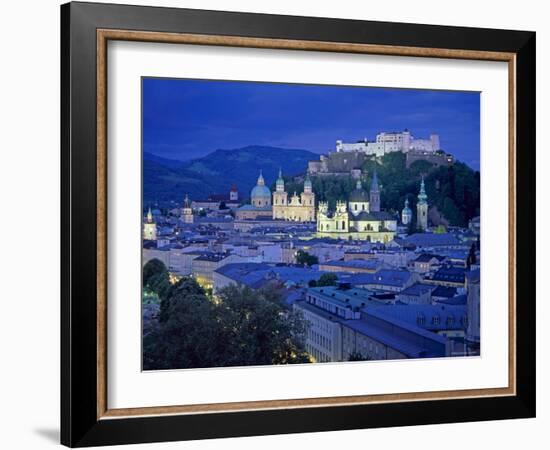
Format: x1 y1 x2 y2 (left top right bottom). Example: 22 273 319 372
236 170 316 222
272 170 315 222
316 172 398 243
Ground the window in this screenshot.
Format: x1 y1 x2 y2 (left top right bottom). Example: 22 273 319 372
432 315 440 325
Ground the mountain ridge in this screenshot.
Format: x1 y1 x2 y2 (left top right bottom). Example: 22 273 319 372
143 145 317 203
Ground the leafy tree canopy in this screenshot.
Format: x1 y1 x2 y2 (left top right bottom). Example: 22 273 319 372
143 280 310 370
283 153 479 227
296 250 319 267
143 258 168 288
317 273 338 287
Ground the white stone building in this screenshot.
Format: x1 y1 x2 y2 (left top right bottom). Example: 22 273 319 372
335 130 441 157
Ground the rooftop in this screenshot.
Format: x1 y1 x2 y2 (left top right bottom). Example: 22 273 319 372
342 318 445 358
413 253 446 263
367 304 468 332
320 259 381 270
398 282 436 297
237 205 273 212
399 233 461 248
347 269 414 288
307 286 387 310
215 263 327 288
431 285 458 299
194 253 231 263
429 266 467 284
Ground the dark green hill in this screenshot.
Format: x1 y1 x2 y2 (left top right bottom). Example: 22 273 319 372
363 152 480 227
143 145 317 203
283 152 479 227
144 146 479 227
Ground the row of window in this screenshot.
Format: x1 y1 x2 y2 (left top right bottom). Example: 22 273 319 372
416 315 468 327
308 329 331 351
306 344 330 363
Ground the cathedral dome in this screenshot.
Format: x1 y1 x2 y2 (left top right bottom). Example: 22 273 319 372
349 180 369 202
251 170 271 200
251 184 271 199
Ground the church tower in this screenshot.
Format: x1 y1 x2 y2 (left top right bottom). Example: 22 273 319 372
349 179 369 215
300 171 315 221
401 198 412 225
416 177 428 231
182 194 194 224
333 201 349 232
229 185 238 201
143 207 157 240
369 170 380 212
272 168 288 219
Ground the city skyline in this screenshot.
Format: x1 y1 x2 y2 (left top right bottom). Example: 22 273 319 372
142 77 481 371
143 77 481 170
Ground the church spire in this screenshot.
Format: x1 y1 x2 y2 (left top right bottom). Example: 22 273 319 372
257 170 265 186
146 206 153 223
369 170 380 212
418 176 428 203
416 177 428 231
304 170 312 193
370 170 379 192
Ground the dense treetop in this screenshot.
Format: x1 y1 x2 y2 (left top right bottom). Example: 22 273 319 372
142 259 311 370
282 152 480 227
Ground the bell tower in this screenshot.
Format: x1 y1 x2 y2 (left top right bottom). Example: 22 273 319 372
416 178 428 231
143 207 158 240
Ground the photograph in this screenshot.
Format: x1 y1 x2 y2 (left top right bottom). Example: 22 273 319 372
141 78 482 370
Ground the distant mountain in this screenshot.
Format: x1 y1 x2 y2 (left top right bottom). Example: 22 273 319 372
143 145 317 203
143 152 185 169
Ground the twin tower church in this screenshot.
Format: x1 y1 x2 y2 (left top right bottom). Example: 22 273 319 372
235 169 430 243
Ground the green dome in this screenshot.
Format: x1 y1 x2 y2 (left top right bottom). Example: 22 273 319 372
349 180 369 202
251 184 271 198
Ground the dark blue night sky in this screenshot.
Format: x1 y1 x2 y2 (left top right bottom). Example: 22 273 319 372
143 78 480 170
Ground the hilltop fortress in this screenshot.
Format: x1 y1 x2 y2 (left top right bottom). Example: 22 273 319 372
308 129 454 176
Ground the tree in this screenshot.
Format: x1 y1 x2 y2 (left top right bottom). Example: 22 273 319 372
143 282 311 370
434 224 447 234
215 285 310 366
148 271 172 302
296 250 319 266
143 258 168 287
219 201 226 210
317 273 338 287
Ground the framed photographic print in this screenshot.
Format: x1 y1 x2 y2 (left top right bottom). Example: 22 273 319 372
61 1 536 447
